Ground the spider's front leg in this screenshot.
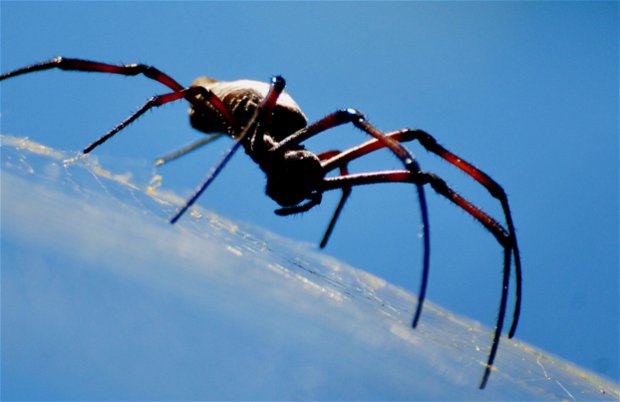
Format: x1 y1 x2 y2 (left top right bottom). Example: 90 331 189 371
321 128 522 339
271 108 432 330
320 169 513 389
275 109 418 170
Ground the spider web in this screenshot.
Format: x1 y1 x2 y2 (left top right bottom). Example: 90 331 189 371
1 134 618 400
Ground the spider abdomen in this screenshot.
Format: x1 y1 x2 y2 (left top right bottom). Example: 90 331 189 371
190 77 307 141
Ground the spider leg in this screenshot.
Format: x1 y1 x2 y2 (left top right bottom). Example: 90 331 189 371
316 150 352 249
1 57 239 144
0 56 185 91
322 129 521 338
409 129 521 338
320 170 512 389
169 76 286 223
273 109 431 329
155 133 225 166
83 86 227 153
274 109 417 170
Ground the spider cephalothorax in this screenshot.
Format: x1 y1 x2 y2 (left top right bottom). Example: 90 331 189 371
263 148 324 208
0 57 522 389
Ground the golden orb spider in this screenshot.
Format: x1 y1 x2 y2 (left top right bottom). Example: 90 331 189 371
0 57 522 389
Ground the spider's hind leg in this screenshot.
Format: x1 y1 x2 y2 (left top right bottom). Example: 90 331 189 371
0 56 185 91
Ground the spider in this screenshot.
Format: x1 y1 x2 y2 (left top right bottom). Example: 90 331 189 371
0 57 521 389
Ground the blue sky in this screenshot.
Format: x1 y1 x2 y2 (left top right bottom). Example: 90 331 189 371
1 0 618 385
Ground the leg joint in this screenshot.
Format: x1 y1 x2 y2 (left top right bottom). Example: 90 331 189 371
340 108 366 124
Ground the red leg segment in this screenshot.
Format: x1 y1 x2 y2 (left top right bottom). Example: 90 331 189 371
0 56 185 91
320 169 512 389
322 128 522 338
83 86 232 153
1 57 239 140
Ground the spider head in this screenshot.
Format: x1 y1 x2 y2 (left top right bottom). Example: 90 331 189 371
264 149 324 207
